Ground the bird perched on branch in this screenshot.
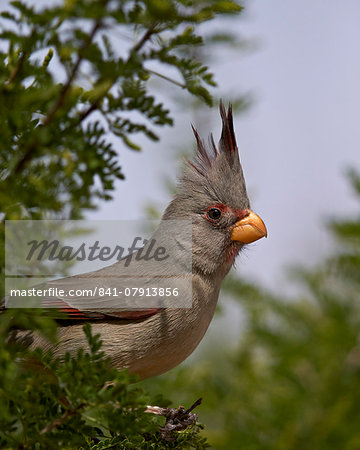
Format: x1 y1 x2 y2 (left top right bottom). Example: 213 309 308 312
9 102 267 380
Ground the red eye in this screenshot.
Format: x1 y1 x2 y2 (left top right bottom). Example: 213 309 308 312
206 207 222 221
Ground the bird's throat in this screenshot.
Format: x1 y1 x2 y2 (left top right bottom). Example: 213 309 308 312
225 241 243 265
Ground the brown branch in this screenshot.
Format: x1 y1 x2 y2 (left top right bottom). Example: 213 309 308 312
77 85 110 124
12 139 38 175
78 100 100 123
133 26 157 53
40 406 79 435
6 51 27 86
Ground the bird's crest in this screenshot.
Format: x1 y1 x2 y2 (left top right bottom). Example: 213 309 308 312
189 100 240 176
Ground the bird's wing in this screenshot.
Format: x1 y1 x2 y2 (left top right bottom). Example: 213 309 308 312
3 268 164 322
4 246 191 321
42 295 159 322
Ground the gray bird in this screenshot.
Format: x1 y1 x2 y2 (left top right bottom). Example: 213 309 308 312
10 102 267 380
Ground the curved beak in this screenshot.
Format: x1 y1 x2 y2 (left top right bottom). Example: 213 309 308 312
231 210 267 244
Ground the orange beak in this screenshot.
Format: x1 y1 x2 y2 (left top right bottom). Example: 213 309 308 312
231 210 267 244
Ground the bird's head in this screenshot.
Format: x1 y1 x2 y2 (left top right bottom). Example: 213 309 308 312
163 101 267 275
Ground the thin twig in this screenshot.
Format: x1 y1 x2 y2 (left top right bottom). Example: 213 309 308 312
133 26 156 52
6 51 27 85
78 98 101 123
145 405 168 415
13 139 38 175
43 19 102 127
40 407 78 434
183 397 202 415
148 69 186 89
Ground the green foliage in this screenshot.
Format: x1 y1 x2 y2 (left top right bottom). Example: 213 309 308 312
0 316 209 448
0 0 242 220
143 170 360 449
